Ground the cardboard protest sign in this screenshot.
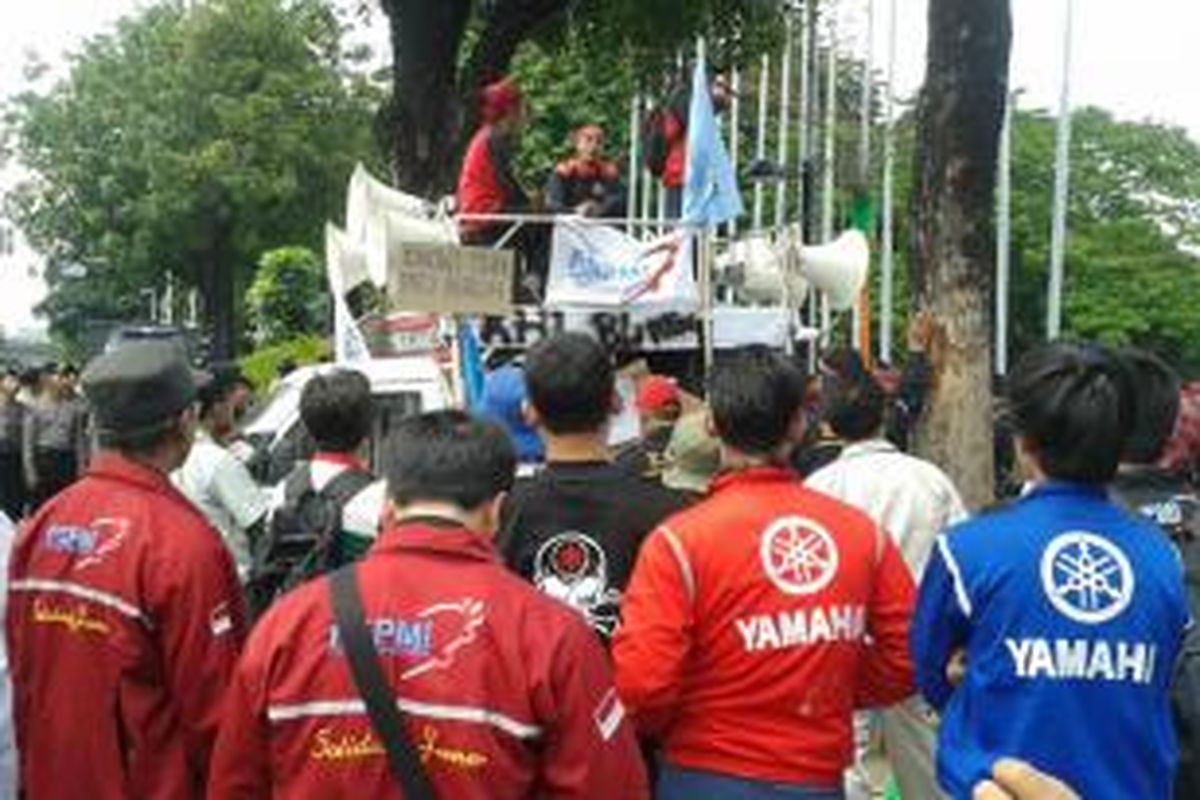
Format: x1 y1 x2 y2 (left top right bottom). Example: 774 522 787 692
387 242 514 315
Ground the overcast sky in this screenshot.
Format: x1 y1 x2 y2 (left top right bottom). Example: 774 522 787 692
1 0 1197 333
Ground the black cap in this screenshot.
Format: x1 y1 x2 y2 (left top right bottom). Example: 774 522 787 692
82 341 205 435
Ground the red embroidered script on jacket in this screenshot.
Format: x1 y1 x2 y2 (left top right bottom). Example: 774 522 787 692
6 453 246 800
613 467 916 787
208 520 648 799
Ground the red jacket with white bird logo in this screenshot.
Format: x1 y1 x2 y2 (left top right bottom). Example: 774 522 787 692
5 452 247 800
207 518 648 800
612 467 916 787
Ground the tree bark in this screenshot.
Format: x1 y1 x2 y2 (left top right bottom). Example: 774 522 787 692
909 0 1012 508
204 218 236 362
380 0 473 196
380 0 570 196
456 0 571 144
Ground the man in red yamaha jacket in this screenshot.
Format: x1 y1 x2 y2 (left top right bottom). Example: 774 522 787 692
613 347 916 799
6 341 246 799
209 410 647 799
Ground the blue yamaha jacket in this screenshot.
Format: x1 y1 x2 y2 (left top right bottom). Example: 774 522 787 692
913 481 1189 799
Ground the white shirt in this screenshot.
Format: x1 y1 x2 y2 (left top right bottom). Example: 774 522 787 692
805 439 968 579
173 431 268 575
266 456 387 543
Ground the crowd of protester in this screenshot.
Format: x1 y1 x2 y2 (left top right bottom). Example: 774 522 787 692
0 324 1198 800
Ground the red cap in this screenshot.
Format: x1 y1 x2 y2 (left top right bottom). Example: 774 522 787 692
481 79 523 124
637 375 681 415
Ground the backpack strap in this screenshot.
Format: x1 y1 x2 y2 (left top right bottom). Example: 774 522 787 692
328 567 437 799
283 461 314 505
319 467 376 510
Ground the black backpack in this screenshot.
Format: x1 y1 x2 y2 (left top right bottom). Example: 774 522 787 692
249 463 374 614
642 107 672 178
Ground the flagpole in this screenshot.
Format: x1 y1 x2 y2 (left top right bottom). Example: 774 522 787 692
729 68 742 239
879 0 897 363
853 0 874 351
696 36 717 374
1047 0 1074 340
628 93 641 229
753 53 770 230
820 6 838 344
775 16 793 229
996 90 1014 375
802 0 817 370
797 1 810 228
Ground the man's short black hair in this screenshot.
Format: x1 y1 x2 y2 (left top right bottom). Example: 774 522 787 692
709 346 807 456
299 369 372 452
1004 342 1134 484
825 372 886 442
382 410 516 511
197 373 238 419
525 332 614 435
1120 348 1180 465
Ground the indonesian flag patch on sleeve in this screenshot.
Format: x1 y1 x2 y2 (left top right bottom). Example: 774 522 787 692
593 688 625 742
210 602 234 637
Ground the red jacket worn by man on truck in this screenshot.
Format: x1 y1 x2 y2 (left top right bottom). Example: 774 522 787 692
208 410 647 799
6 341 247 800
613 348 916 796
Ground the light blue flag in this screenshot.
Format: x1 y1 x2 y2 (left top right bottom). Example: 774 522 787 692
458 322 486 408
682 51 744 226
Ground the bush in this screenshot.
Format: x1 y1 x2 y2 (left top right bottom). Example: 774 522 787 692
246 246 329 346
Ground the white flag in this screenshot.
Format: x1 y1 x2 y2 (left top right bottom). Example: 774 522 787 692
324 223 371 364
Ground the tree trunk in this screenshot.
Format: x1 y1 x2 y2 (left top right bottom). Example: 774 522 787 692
910 0 1012 508
380 0 473 196
380 0 570 196
456 0 571 147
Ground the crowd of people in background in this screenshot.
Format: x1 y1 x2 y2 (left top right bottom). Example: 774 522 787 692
0 325 1197 799
3 73 1200 790
0 363 88 522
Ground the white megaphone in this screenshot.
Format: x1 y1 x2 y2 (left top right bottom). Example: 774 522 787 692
716 235 808 304
793 229 870 310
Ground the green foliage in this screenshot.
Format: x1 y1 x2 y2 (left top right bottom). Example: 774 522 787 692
508 32 638 193
240 333 331 393
873 106 1200 374
1007 108 1200 372
559 0 783 81
3 0 381 354
246 246 328 345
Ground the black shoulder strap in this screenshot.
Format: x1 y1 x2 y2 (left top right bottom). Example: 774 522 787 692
320 467 375 509
283 462 314 505
328 567 436 799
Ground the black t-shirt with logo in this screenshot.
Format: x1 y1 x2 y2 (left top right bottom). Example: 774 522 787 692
498 461 687 640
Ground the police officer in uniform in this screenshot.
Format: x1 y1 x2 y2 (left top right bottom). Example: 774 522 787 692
913 342 1189 800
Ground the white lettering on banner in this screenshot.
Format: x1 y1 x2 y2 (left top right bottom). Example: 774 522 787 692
473 306 794 353
1004 637 1157 684
735 606 867 653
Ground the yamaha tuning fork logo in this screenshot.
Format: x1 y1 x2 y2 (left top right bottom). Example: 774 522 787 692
759 516 840 596
1040 531 1135 624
